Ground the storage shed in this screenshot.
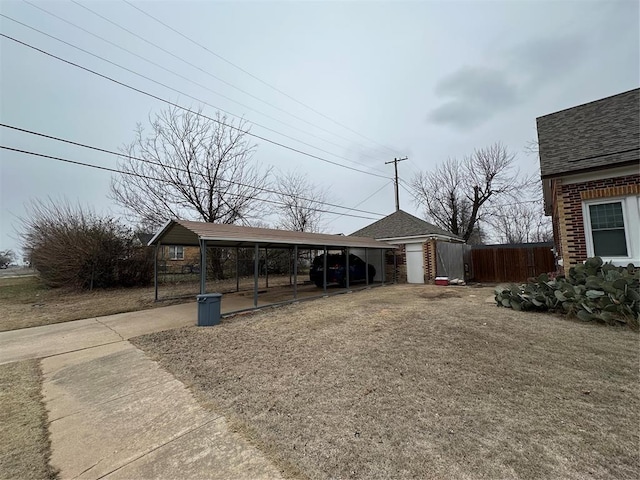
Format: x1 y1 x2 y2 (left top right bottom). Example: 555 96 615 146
351 210 463 283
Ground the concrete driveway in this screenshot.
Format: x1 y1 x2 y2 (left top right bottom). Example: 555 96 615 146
1 304 284 479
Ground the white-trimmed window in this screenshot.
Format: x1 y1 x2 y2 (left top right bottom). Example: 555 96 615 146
582 196 640 265
168 245 184 260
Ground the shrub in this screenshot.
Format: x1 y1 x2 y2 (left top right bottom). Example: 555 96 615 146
495 256 639 329
21 199 154 289
0 249 15 268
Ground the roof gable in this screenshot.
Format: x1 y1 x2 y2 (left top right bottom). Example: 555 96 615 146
537 88 640 178
350 210 461 240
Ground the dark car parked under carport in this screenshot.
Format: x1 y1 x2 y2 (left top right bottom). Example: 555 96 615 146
310 253 375 288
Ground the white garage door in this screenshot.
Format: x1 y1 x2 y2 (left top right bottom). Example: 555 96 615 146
405 243 424 284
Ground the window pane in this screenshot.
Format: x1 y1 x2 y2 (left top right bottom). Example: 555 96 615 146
589 202 624 230
592 229 628 256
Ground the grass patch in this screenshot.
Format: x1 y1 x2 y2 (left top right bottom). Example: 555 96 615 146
133 284 640 480
0 276 49 302
0 276 165 332
0 359 58 480
0 274 303 332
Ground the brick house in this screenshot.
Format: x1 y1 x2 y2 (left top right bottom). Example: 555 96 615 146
351 209 462 283
158 245 200 273
536 88 640 271
135 233 200 273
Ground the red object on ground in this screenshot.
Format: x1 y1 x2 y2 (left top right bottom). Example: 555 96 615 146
435 277 449 286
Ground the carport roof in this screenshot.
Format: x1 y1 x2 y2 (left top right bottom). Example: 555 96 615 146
148 219 396 250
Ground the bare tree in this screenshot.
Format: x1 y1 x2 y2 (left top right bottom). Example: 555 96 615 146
273 170 331 233
480 139 552 244
488 202 552 244
410 143 534 242
110 106 270 229
524 138 539 156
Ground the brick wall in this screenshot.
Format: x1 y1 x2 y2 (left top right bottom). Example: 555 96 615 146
423 239 437 283
386 245 407 283
553 173 640 271
158 245 200 273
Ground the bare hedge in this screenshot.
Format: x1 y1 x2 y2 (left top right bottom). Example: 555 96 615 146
21 200 153 289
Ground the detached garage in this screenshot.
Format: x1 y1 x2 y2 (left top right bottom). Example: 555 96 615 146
351 210 463 284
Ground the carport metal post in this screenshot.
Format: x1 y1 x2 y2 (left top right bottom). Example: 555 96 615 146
393 248 398 283
345 247 350 290
253 243 259 307
154 243 159 301
265 247 269 288
380 248 385 285
293 245 298 300
365 248 369 287
200 239 207 294
323 246 328 295
235 246 240 292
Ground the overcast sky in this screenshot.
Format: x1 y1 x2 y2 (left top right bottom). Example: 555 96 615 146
1 0 638 256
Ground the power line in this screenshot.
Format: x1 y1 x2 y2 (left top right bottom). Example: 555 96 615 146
325 180 392 226
121 0 399 157
399 181 422 205
1 17 389 179
398 177 541 209
0 123 386 217
1 145 381 221
0 33 391 181
18 2 389 171
66 0 393 160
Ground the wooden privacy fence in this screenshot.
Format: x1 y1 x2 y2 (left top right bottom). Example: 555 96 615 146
470 243 555 283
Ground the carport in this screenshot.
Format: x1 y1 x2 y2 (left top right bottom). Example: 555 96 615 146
147 219 397 313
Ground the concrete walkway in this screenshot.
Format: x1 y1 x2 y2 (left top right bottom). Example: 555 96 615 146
1 304 283 479
0 303 197 365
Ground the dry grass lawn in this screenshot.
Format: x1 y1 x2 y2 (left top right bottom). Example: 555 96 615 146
132 284 640 480
0 359 58 480
0 276 171 331
0 274 293 331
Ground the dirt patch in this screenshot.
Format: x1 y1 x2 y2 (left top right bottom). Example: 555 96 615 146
133 284 640 480
0 359 58 480
418 287 463 300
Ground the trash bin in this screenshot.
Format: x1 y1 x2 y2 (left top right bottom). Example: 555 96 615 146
196 293 222 326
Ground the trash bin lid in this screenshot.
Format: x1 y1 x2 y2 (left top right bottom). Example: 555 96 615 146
196 293 222 299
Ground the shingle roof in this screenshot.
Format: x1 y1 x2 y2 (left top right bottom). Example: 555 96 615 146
148 219 396 249
350 210 461 240
536 88 640 178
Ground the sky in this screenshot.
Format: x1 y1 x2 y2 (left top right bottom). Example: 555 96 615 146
1 0 639 257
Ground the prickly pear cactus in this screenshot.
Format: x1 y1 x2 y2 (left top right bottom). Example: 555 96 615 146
495 257 639 329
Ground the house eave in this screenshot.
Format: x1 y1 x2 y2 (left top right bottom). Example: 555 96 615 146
540 160 639 181
146 219 174 246
376 234 464 243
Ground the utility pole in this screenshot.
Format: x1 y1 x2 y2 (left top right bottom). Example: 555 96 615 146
385 156 408 211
